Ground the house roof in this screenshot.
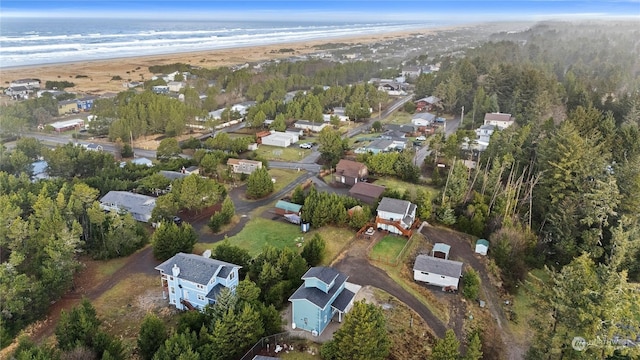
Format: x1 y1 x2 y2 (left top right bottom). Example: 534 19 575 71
432 243 451 257
385 124 416 134
478 124 498 131
302 266 340 285
155 253 241 286
295 120 324 127
425 96 440 104
484 112 513 122
335 159 366 178
99 191 156 218
227 158 262 166
413 255 463 278
206 283 225 300
290 268 349 309
331 288 355 312
159 170 189 181
476 239 490 247
349 182 385 199
275 200 302 213
367 138 394 150
412 112 436 121
377 197 412 215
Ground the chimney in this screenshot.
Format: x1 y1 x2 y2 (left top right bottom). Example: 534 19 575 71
172 264 180 277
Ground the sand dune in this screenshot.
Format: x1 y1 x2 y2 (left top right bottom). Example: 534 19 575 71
1 28 445 94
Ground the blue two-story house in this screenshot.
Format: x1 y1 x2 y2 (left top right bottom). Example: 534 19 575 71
288 267 357 336
155 252 241 311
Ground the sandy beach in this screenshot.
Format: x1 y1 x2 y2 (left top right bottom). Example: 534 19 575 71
1 27 447 94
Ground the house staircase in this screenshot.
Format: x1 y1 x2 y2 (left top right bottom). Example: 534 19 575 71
180 299 197 311
375 216 414 237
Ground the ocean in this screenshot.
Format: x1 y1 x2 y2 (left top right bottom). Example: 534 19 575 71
0 18 433 68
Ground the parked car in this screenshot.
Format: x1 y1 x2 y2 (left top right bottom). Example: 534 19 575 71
416 136 427 141
299 143 313 149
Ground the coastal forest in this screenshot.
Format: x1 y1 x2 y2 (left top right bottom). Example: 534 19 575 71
1 20 640 360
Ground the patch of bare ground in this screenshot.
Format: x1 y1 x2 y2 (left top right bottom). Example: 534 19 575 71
369 287 436 360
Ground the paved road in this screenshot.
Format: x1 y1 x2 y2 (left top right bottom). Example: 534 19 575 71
333 236 447 338
413 115 462 168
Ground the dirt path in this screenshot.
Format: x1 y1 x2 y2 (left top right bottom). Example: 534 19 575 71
332 236 447 338
421 225 526 360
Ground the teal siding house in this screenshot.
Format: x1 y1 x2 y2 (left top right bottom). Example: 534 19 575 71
288 267 357 336
155 252 241 311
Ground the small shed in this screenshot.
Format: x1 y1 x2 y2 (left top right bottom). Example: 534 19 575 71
475 239 489 256
275 200 302 216
431 243 451 259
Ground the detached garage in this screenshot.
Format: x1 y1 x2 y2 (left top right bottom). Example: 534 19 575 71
413 254 463 290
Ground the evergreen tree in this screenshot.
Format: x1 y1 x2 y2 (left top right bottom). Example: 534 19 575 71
137 313 167 360
291 185 306 205
321 301 390 360
152 222 198 261
301 234 326 267
463 332 483 360
431 329 460 360
462 269 480 300
156 138 182 160
246 167 273 199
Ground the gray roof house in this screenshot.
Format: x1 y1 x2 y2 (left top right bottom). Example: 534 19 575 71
99 191 156 223
155 253 241 311
375 197 417 237
289 267 357 335
413 254 463 290
412 112 436 126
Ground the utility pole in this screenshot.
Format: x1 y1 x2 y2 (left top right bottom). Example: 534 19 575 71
460 106 464 127
130 130 134 157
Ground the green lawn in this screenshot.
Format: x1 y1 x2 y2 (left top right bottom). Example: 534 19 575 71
382 112 413 125
255 144 312 162
371 235 407 262
269 168 305 194
373 178 437 198
206 217 354 260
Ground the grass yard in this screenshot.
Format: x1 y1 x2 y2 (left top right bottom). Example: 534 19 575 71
255 144 313 162
372 234 450 324
371 235 408 263
204 217 354 262
90 256 129 284
269 168 305 194
373 178 438 198
382 112 412 125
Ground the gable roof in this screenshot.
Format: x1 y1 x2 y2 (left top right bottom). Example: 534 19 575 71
412 112 436 121
290 267 349 308
303 266 340 285
349 182 385 198
275 200 302 213
99 191 156 216
335 159 366 178
367 138 394 150
377 197 412 215
155 253 241 285
227 158 262 166
413 254 463 278
159 170 189 181
484 112 513 122
432 243 451 257
476 239 490 247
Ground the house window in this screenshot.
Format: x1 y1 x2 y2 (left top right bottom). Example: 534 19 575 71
197 294 205 301
441 276 446 279
197 284 204 290
229 272 235 280
421 272 429 275
170 287 175 294
304 318 308 326
169 276 173 281
324 315 327 323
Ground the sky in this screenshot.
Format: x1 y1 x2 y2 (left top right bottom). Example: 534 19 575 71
1 0 639 22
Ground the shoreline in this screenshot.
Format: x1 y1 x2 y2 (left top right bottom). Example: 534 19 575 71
0 25 458 94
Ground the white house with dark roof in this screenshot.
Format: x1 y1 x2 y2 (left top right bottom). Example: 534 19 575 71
412 112 436 127
155 252 241 311
99 191 156 223
375 197 417 237
288 267 358 336
413 254 463 290
483 112 514 130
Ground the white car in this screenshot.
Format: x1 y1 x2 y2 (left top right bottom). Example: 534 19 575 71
416 136 427 141
299 143 313 149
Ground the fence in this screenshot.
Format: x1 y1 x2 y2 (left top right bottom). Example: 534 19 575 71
239 332 294 360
